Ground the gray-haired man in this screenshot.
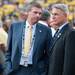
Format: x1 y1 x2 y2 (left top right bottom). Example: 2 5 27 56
48 4 75 75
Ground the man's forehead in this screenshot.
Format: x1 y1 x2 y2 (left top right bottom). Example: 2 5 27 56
51 8 65 13
30 7 42 13
31 7 42 10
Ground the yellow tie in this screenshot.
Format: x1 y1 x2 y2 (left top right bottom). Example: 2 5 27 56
24 25 32 56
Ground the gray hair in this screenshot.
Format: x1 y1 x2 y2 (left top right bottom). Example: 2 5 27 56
19 3 30 12
51 4 69 15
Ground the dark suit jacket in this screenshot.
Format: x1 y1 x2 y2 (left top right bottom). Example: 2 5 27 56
48 23 75 75
5 21 52 75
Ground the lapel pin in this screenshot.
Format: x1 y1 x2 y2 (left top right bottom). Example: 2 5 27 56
57 33 61 38
39 30 42 32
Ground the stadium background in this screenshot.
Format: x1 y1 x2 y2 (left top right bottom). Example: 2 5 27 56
0 0 75 23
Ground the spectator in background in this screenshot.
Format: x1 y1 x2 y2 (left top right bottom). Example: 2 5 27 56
19 10 28 21
0 27 8 75
2 16 11 33
38 10 50 27
18 3 30 21
11 13 19 23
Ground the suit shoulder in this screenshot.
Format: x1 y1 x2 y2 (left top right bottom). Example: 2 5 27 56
37 23 50 30
68 29 75 36
11 21 24 27
10 21 25 30
65 28 75 41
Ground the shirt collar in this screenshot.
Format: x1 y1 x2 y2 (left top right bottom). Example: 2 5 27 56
26 20 36 28
51 27 56 37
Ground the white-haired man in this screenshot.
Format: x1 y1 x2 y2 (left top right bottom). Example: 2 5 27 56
48 4 75 75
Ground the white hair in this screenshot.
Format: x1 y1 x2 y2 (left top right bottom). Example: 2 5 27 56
51 4 69 15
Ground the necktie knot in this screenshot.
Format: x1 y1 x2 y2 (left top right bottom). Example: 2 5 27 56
54 29 59 36
53 29 59 41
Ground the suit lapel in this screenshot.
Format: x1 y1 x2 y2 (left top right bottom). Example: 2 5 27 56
50 32 62 50
18 22 26 53
13 22 25 64
50 24 70 51
32 24 43 56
